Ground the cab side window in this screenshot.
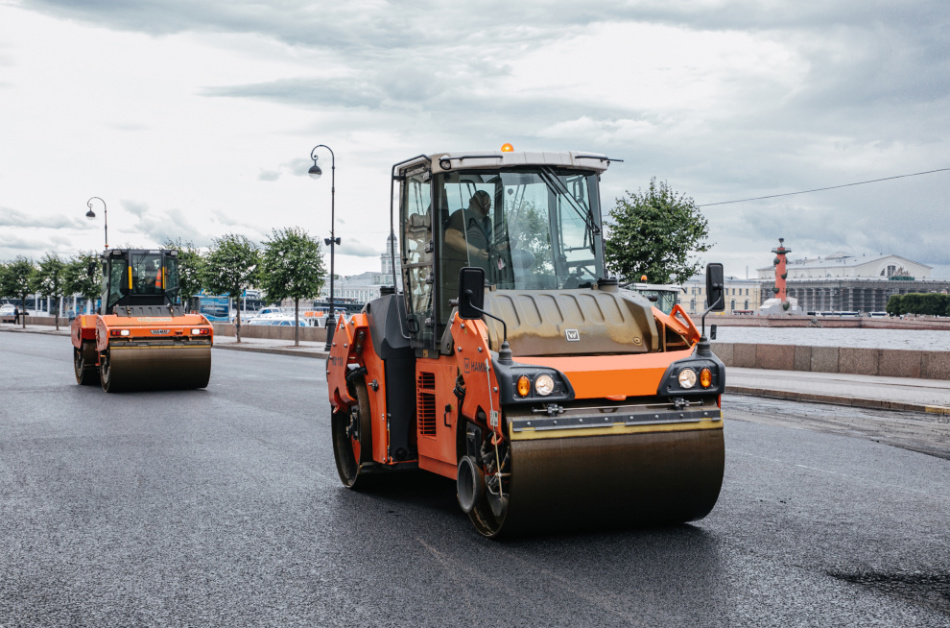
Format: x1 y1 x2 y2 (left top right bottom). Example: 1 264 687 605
401 172 434 348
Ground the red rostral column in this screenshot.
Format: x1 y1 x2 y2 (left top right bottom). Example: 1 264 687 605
772 238 791 302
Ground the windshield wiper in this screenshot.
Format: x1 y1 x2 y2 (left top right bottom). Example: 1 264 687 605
538 167 600 240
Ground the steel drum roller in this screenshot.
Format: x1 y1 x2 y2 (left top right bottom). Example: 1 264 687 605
102 345 211 392
470 427 724 537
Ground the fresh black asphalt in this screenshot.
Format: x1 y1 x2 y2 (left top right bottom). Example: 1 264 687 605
1 333 948 626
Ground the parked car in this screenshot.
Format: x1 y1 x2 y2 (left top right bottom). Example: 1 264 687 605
0 304 16 323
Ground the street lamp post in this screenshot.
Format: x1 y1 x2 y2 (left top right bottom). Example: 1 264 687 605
309 145 340 350
86 197 108 249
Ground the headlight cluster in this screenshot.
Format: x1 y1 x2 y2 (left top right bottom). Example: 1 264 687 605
660 359 724 396
676 367 713 389
109 329 131 337
517 374 556 397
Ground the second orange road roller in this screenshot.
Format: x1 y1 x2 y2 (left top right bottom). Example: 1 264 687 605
326 148 726 537
71 248 213 393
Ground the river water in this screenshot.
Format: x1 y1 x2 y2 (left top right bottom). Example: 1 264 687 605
711 326 950 351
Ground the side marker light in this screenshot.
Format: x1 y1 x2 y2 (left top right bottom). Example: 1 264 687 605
517 375 530 397
700 368 713 388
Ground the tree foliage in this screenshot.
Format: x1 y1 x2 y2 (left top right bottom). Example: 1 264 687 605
202 234 259 342
64 251 102 311
886 293 950 316
163 238 205 311
259 227 326 345
0 257 35 328
31 253 67 329
604 178 712 284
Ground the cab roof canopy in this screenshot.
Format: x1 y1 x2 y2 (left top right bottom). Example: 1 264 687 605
397 150 615 176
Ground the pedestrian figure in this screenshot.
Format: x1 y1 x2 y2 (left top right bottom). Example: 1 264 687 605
13 305 20 325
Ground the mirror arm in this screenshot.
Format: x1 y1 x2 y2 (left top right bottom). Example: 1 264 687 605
462 291 513 364
695 294 723 357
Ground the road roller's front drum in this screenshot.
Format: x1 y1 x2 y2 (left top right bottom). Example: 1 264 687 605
102 344 212 393
469 427 724 538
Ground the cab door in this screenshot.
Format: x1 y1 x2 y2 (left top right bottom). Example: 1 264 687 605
400 168 436 354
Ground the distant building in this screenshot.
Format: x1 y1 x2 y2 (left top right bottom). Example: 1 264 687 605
754 250 948 313
756 252 932 282
683 276 762 316
317 234 402 306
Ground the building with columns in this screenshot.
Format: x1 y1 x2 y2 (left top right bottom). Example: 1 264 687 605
755 252 947 313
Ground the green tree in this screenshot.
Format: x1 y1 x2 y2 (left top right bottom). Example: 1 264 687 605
164 238 205 312
31 253 67 330
885 294 903 317
64 251 102 314
1 257 35 328
259 227 326 346
605 178 712 284
202 234 259 343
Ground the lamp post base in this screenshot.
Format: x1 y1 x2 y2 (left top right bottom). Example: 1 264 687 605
324 314 336 351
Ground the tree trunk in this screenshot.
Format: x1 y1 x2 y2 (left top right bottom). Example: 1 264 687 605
294 299 300 346
235 297 242 343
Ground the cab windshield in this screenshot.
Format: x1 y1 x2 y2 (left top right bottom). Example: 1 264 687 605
436 168 604 291
129 253 180 301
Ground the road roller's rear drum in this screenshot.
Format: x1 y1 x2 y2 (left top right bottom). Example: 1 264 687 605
100 344 212 393
468 427 724 538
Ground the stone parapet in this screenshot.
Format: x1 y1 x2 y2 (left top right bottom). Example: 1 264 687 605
713 342 948 381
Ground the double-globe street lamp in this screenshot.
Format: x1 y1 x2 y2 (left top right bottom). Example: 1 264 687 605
86 196 108 249
309 145 340 350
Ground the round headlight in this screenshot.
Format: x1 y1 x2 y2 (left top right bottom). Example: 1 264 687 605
535 374 555 396
678 368 697 389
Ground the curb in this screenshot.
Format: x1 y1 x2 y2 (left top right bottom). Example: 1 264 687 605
725 385 945 416
213 343 329 360
0 326 69 336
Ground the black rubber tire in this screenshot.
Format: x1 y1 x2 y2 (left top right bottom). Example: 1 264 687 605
331 378 374 488
74 344 99 386
99 351 114 393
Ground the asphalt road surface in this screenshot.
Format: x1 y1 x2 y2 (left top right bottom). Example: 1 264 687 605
1 332 948 627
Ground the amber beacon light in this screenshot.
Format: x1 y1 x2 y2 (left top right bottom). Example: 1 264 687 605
501 143 514 152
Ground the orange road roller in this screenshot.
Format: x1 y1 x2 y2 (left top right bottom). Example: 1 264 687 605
326 150 726 537
71 248 213 393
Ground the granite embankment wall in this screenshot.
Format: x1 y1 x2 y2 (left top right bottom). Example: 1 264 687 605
13 316 946 380
11 316 330 343
210 322 328 342
712 314 950 330
712 342 949 381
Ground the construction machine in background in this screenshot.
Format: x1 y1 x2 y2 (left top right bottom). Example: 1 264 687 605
326 149 726 538
72 248 213 393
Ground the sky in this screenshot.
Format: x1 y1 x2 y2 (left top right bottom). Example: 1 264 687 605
1 0 948 280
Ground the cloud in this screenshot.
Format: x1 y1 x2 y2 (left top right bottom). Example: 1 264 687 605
0 207 84 229
122 200 148 218
340 240 379 258
257 169 280 181
120 201 216 248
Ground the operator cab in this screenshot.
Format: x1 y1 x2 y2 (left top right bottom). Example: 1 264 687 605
397 150 612 352
100 249 183 316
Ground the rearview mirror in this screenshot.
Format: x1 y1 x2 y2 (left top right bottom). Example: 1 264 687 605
87 262 96 278
457 267 485 320
705 263 725 312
